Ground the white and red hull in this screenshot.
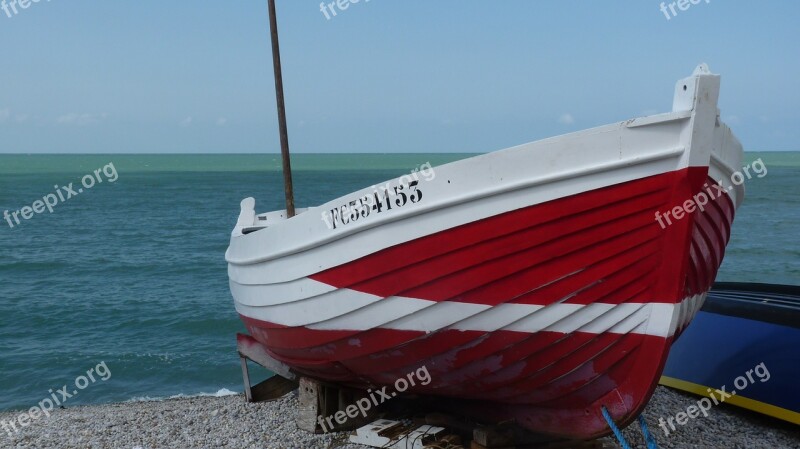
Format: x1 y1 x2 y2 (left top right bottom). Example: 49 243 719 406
226 65 744 438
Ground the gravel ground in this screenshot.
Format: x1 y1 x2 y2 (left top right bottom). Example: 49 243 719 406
632 386 800 449
0 394 363 449
0 386 797 448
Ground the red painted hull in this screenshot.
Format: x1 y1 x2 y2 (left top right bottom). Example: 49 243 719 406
239 166 736 438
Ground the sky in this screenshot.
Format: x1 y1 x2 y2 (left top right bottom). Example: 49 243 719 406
0 1 798 154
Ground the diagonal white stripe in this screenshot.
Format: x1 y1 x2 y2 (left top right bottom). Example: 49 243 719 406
235 284 707 339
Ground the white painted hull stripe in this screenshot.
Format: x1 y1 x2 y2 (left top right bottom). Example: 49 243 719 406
235 290 706 339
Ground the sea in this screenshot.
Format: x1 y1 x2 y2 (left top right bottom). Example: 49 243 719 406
0 152 798 412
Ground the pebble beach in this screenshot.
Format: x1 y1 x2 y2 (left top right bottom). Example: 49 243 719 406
1 386 797 449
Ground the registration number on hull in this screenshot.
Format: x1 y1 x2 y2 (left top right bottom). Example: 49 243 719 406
323 180 423 230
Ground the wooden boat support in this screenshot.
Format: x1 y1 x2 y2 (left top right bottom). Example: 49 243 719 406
237 333 377 432
237 333 297 403
346 414 614 448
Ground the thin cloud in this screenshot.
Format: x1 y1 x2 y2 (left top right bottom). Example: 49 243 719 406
0 108 9 122
725 115 741 125
181 116 193 127
57 112 107 126
558 113 575 125
216 117 227 126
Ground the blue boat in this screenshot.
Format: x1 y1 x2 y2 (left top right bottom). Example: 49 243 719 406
661 282 800 424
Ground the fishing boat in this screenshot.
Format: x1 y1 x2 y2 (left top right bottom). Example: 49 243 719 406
226 63 744 439
661 282 800 425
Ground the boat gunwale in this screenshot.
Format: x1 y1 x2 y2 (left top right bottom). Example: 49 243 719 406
227 144 688 266
704 282 800 328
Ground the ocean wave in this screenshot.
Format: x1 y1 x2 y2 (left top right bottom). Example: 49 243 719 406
126 388 239 403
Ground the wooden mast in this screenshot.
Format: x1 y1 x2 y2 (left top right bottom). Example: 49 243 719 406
267 0 295 217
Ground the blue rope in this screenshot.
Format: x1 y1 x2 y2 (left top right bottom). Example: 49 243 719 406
601 406 660 449
638 415 659 449
601 406 631 449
